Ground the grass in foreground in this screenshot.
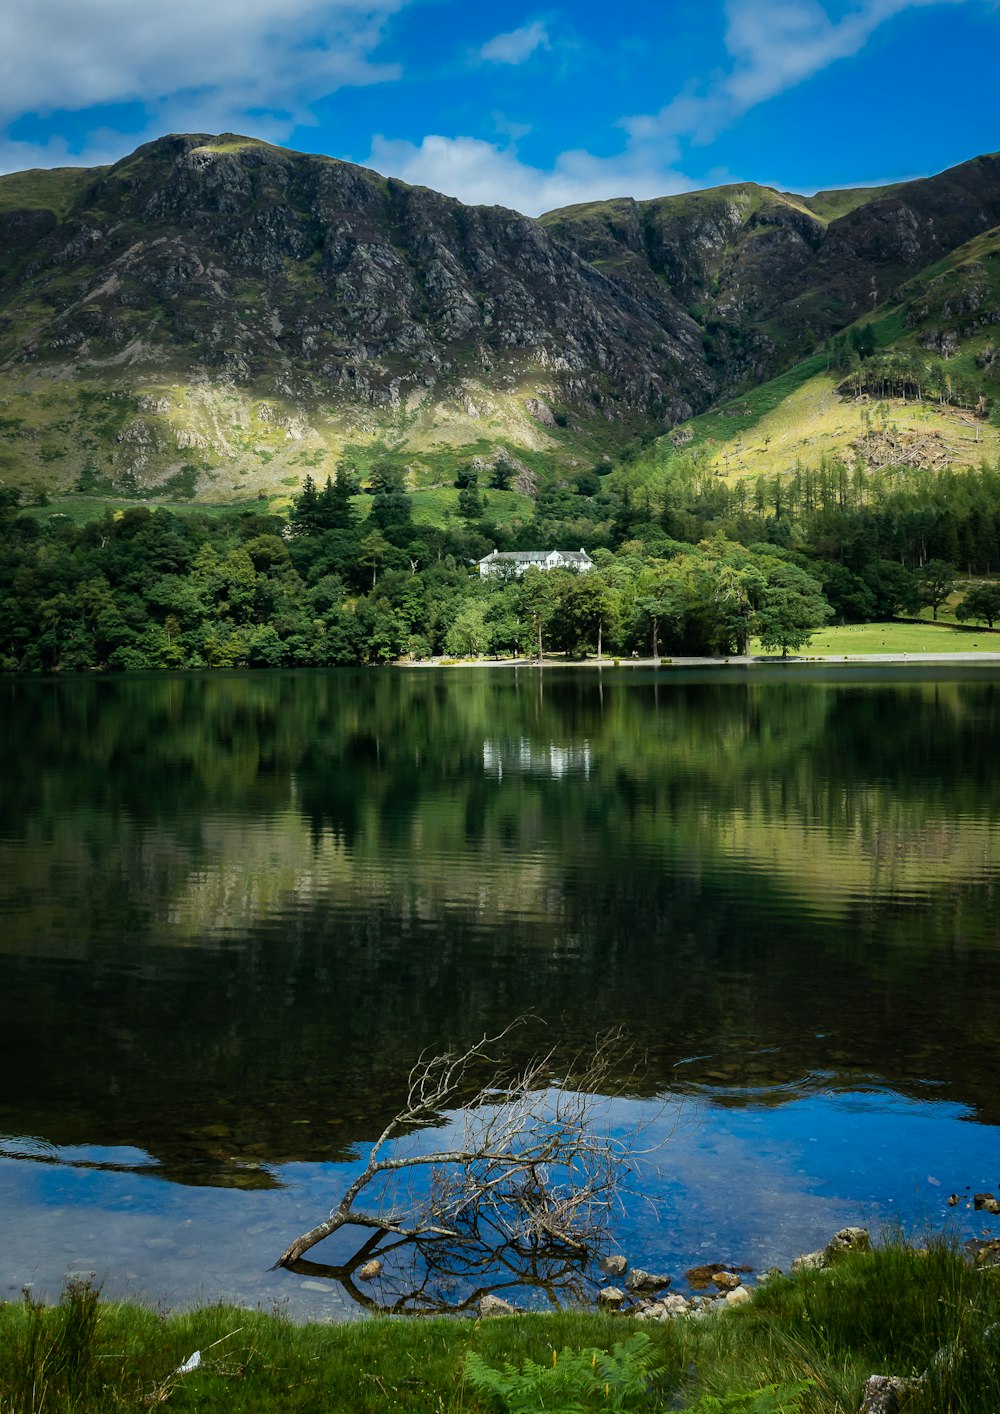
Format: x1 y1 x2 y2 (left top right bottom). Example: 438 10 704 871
1 1241 997 1413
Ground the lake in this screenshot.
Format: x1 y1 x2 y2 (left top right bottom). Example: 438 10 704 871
1 665 999 1319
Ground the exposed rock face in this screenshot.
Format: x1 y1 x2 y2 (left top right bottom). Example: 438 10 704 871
825 1226 872 1258
624 1267 672 1293
2 136 1000 494
542 154 1000 393
857 1374 925 1413
0 133 711 427
478 1293 518 1317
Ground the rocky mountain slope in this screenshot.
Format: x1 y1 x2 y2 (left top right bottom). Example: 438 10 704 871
541 152 1000 389
0 134 998 502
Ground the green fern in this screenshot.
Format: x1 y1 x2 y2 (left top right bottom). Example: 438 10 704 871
463 1332 664 1413
682 1381 815 1413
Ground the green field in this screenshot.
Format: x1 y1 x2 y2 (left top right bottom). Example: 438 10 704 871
788 620 998 656
409 485 534 529
20 494 282 526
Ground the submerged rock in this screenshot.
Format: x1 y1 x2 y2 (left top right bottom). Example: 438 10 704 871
685 1262 728 1289
625 1267 672 1293
598 1254 627 1277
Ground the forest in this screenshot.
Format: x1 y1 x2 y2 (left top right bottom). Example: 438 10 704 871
2 449 1000 672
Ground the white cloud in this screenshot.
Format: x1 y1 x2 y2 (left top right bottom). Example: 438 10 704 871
0 0 407 143
624 0 975 146
361 0 983 215
365 132 690 215
0 130 134 176
478 20 550 65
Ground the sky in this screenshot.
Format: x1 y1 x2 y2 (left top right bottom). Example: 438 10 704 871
0 0 997 216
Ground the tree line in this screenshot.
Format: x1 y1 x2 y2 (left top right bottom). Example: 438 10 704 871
2 450 1000 672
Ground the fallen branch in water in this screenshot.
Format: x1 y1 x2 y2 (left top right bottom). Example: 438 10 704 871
275 1020 648 1272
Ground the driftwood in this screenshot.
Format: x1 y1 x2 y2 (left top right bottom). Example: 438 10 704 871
275 1022 645 1274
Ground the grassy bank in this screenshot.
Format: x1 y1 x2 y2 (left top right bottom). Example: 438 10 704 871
3 1241 997 1412
790 620 998 656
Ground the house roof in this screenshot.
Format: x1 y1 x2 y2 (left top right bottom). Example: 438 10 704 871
478 548 593 564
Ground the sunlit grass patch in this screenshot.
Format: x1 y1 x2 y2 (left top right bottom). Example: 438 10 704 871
782 620 998 656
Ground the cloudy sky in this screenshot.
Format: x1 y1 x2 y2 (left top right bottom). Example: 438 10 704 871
1 0 997 215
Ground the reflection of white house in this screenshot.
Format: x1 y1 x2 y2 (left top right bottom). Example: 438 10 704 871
483 738 592 780
477 548 594 578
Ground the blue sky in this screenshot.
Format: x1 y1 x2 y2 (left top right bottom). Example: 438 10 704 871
0 0 997 214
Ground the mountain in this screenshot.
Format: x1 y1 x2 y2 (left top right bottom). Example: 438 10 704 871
0 134 999 505
541 152 1000 388
627 217 1000 488
0 133 709 501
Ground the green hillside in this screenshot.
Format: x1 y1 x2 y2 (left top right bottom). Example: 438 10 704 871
2 137 1000 513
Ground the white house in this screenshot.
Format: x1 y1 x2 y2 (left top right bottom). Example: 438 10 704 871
477 548 594 578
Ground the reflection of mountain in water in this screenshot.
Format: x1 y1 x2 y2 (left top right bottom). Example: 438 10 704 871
0 667 999 1183
482 737 592 779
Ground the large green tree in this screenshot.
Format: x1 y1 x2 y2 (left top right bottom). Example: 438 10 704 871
915 560 957 621
956 582 1000 630
754 562 832 657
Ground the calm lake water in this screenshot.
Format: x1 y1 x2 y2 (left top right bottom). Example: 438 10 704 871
1 665 999 1319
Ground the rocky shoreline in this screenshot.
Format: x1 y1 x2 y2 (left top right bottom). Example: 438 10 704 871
476 1222 1000 1413
478 1222 1000 1325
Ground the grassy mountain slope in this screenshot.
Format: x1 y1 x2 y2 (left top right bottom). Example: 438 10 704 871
633 360 999 490
627 224 1000 489
2 138 1000 510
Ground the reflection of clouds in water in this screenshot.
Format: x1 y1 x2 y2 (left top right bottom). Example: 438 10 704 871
2 1086 998 1315
599 1095 860 1272
600 1087 999 1275
0 1152 358 1321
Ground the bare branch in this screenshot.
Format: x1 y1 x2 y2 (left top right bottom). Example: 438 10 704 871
275 1021 657 1275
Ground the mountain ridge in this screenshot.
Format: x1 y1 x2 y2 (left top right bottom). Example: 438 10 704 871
0 134 999 504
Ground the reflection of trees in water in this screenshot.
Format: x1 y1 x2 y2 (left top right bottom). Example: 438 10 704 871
1 669 1000 1176
284 1227 593 1316
4 669 998 840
